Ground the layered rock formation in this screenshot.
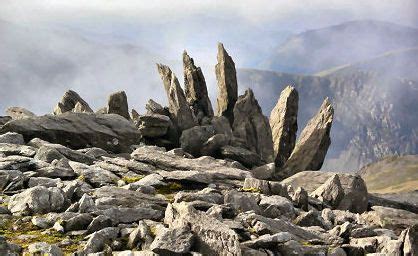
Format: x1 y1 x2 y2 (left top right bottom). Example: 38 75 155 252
107 91 130 120
215 43 238 125
233 89 274 163
53 90 93 115
270 86 298 167
280 98 334 178
1 43 413 255
157 64 197 132
183 51 214 123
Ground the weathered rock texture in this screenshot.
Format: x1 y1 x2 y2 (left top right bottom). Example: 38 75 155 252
280 98 334 177
270 86 298 168
0 112 140 153
233 89 274 163
183 51 214 123
107 91 130 120
6 107 36 120
157 64 196 132
282 171 368 213
215 43 238 125
53 90 93 115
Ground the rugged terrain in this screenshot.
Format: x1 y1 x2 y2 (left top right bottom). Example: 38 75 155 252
0 44 417 255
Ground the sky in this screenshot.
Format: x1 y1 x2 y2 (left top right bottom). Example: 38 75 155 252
0 0 417 115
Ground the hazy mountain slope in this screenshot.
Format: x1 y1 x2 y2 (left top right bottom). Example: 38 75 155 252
264 20 418 74
358 155 418 194
238 48 418 171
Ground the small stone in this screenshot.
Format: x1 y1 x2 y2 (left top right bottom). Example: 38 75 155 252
27 242 63 256
87 215 113 234
292 187 309 211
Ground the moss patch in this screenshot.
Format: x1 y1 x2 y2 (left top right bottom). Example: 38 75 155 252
121 176 143 184
156 182 183 195
240 187 261 193
0 217 83 254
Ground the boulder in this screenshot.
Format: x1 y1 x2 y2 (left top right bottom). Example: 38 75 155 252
200 134 230 156
259 195 296 219
164 202 241 255
107 91 130 120
53 90 93 115
131 146 251 183
145 99 168 116
6 106 35 119
292 187 309 211
310 174 345 209
8 186 67 215
361 206 418 232
183 51 214 123
150 225 194 255
0 132 24 144
180 125 215 156
84 227 120 254
233 89 274 163
280 98 334 178
137 114 171 138
403 224 417 256
220 145 262 168
250 163 276 180
0 112 141 153
215 43 238 125
157 64 196 132
27 242 63 256
224 190 261 213
0 116 12 125
269 86 298 168
281 171 368 213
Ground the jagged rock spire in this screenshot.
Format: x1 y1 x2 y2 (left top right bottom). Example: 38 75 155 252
107 91 130 120
270 86 299 168
233 89 274 163
53 90 93 115
280 98 334 178
157 64 196 132
183 51 214 123
215 43 238 125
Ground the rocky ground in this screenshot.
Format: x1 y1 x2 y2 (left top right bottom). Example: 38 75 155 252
0 44 417 255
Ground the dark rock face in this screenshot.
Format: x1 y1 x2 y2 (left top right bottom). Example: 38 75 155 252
0 112 140 153
53 90 93 115
157 64 197 132
233 89 274 163
280 98 334 178
183 51 214 123
270 86 298 168
107 91 130 120
215 43 238 125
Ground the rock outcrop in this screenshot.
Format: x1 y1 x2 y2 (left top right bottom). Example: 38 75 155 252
270 86 298 168
280 98 334 178
53 90 93 115
157 64 196 132
215 43 238 125
183 51 214 123
107 91 130 120
0 112 140 153
6 107 36 120
282 170 368 213
233 89 274 163
1 43 411 256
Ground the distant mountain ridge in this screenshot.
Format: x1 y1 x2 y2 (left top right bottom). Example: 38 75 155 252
264 20 418 74
238 47 418 171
